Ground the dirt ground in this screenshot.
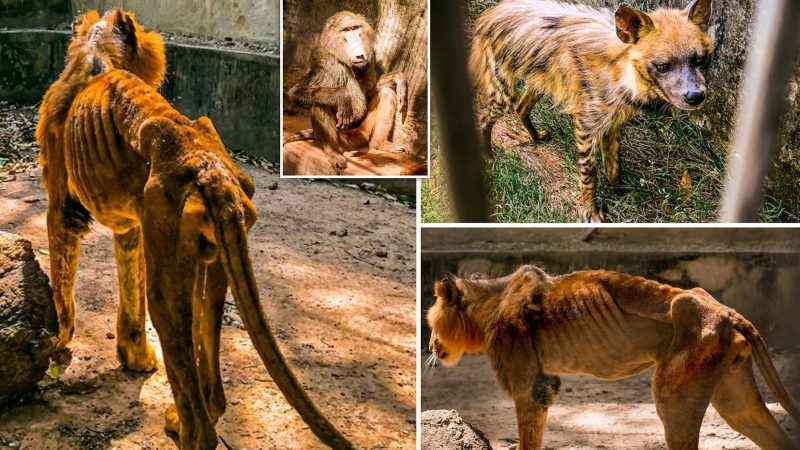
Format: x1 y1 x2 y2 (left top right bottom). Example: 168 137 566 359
422 354 800 450
0 105 416 449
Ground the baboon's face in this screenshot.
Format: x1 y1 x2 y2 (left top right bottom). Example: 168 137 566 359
323 12 375 69
617 0 714 111
339 18 372 69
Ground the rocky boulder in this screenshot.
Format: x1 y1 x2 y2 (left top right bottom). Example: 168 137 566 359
421 409 493 450
0 231 57 407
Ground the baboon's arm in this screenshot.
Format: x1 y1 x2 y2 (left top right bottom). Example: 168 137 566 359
290 84 348 109
378 71 408 112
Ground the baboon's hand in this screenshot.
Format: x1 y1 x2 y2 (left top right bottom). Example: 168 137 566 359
396 76 408 115
335 92 355 129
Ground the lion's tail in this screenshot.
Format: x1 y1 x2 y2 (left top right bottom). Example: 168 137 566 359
283 128 315 145
200 179 356 450
733 315 800 423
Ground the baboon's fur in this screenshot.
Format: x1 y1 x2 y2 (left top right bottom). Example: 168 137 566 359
287 11 408 174
428 266 800 450
470 0 713 222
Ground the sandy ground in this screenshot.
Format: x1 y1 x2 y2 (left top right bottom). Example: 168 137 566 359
422 354 800 450
0 105 416 449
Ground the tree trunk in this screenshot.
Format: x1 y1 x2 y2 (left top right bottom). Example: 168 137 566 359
0 232 57 408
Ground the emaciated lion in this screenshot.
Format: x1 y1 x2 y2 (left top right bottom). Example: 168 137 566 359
37 10 355 450
427 265 800 450
36 9 166 369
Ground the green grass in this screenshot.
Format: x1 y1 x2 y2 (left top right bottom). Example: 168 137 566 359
423 101 744 223
490 150 573 223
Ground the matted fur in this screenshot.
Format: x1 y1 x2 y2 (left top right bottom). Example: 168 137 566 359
470 0 714 222
35 9 167 353
427 265 800 450
57 68 354 450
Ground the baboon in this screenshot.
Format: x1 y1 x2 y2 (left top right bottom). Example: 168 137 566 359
287 11 408 173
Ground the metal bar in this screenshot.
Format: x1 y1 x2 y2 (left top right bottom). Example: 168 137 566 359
721 0 800 222
430 0 491 223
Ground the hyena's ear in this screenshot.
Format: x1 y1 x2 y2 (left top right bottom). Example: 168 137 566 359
685 0 712 29
434 278 462 306
615 5 654 44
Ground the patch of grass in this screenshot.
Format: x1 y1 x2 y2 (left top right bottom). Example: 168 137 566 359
488 150 571 223
593 109 725 223
420 143 452 223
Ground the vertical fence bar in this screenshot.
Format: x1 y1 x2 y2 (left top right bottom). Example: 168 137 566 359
430 0 490 223
721 0 800 222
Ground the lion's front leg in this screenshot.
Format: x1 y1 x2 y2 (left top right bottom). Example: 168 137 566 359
113 226 157 372
47 198 91 349
511 373 561 450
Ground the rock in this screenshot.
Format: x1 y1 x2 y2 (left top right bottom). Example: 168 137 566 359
376 249 388 258
267 181 278 190
421 409 493 450
336 228 348 237
0 232 57 407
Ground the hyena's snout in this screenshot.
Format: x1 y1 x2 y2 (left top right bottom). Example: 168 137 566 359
679 70 706 106
684 89 706 107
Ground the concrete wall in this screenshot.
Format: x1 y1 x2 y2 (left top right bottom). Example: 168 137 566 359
0 0 70 28
71 0 279 46
0 30 280 159
421 228 800 348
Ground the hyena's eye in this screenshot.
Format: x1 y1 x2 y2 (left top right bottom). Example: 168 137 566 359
655 63 671 73
690 55 707 67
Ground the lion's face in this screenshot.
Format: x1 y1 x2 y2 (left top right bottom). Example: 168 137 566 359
69 9 166 88
426 278 486 367
428 331 463 367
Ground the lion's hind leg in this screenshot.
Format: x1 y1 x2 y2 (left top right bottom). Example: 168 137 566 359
193 260 228 424
653 293 732 450
710 338 797 450
113 226 158 372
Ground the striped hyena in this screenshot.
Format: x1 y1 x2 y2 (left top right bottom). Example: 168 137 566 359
470 0 713 222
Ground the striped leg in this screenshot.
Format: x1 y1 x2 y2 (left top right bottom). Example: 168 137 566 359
600 127 621 185
515 89 550 142
574 120 603 223
476 56 514 160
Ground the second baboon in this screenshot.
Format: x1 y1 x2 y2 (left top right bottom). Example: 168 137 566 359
287 11 408 173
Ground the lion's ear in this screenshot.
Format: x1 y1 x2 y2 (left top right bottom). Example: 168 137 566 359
434 278 461 306
114 9 138 48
